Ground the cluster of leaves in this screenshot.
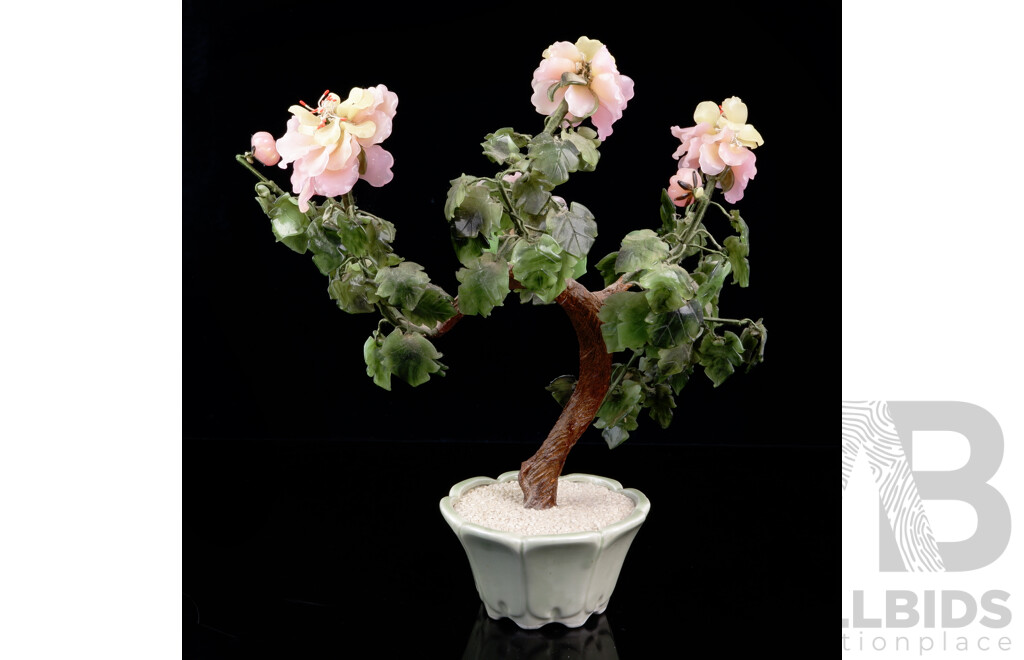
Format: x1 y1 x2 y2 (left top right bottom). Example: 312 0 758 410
443 125 601 312
253 187 455 391
552 190 767 448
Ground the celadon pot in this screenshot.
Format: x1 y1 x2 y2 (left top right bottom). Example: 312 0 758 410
439 471 651 629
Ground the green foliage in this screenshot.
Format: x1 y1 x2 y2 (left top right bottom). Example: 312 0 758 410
379 328 446 388
594 378 642 448
695 258 732 308
404 284 457 326
615 229 670 273
545 201 597 258
510 235 579 303
450 183 504 241
510 172 552 216
258 194 310 254
561 129 600 171
595 251 619 286
374 262 430 310
696 331 745 387
638 264 697 313
456 253 511 317
659 189 677 234
481 128 530 165
546 375 577 408
528 133 580 189
645 383 676 429
329 266 379 314
444 175 476 221
598 292 651 353
740 319 768 372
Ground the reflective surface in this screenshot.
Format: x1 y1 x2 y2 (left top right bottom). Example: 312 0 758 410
185 440 834 657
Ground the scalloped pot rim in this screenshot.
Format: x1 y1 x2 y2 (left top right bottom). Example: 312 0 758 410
439 472 651 541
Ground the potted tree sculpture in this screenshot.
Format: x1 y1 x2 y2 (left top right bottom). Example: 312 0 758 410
236 36 766 628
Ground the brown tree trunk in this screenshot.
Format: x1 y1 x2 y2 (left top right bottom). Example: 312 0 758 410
518 279 614 509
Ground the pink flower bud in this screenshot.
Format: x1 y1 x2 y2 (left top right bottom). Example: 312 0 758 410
251 131 281 166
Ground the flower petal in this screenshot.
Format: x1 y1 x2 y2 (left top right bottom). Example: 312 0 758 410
359 144 395 187
534 56 576 83
575 36 605 61
719 140 752 167
590 103 617 140
544 41 580 60
693 101 720 126
531 81 564 115
565 84 598 118
345 119 377 140
736 123 764 148
699 143 726 175
720 96 748 125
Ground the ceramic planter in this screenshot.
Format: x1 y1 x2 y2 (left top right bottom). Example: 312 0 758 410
440 471 651 629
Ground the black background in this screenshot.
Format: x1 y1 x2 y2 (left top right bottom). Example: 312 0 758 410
185 6 837 657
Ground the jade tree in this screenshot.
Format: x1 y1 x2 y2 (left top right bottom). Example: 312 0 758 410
235 37 767 510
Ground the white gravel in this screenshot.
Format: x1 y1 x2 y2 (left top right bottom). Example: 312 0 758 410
453 478 635 535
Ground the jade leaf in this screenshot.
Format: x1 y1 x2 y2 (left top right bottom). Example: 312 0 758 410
263 194 310 254
645 383 676 430
363 334 391 390
614 229 670 273
545 201 598 258
724 235 750 287
329 267 380 314
374 261 430 310
545 375 577 408
510 172 552 216
511 235 569 303
528 133 579 189
381 329 445 388
598 291 651 353
595 252 619 287
456 253 511 317
638 264 697 313
404 284 457 326
444 175 477 221
696 331 745 387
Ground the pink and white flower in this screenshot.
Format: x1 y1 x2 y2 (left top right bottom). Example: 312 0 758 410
670 97 763 204
275 85 398 212
530 36 634 140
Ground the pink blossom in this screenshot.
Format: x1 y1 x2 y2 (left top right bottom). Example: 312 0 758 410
530 37 634 140
275 85 398 212
250 131 280 166
667 168 702 207
670 97 763 204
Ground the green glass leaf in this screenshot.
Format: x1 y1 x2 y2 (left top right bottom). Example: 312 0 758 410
696 331 745 387
329 267 379 314
614 229 670 273
729 209 749 244
456 253 511 317
444 175 477 221
598 291 651 353
656 342 693 380
601 425 630 449
647 309 689 349
695 258 732 306
363 333 391 390
545 201 598 258
638 264 697 313
668 369 691 395
528 133 579 189
724 235 750 287
595 379 642 430
562 131 600 170
576 126 598 140
452 183 503 240
546 375 577 408
481 128 530 165
404 284 457 326
740 319 768 372
645 383 676 429
380 329 445 388
511 235 569 303
374 261 430 310
595 252 620 287
510 172 552 216
262 194 310 254
659 189 677 234
451 235 487 267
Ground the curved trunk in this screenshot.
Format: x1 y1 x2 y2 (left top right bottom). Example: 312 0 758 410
518 279 612 510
